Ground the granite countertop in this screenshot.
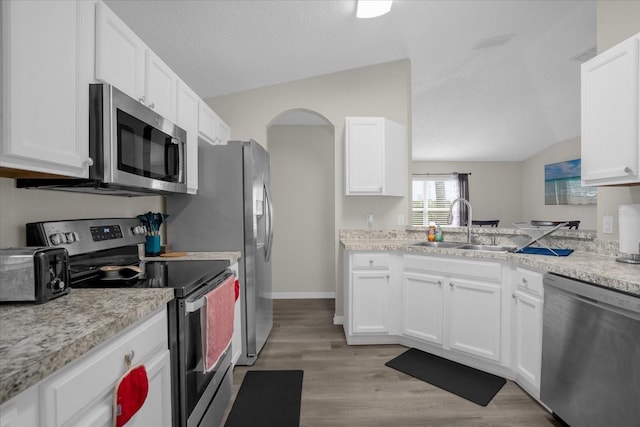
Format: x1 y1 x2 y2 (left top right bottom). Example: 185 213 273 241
341 237 640 297
0 288 174 404
0 248 241 405
138 244 241 264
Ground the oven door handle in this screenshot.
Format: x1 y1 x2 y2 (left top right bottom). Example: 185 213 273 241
185 296 206 313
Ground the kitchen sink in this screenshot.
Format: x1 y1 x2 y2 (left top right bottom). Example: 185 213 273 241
411 241 464 248
455 244 516 252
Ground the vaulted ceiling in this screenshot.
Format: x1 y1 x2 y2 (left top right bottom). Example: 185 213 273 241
104 0 596 161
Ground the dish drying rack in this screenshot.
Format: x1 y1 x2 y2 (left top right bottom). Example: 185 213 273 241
510 222 568 256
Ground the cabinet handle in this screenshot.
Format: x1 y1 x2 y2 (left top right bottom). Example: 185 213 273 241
449 282 454 288
149 102 155 109
437 280 442 287
624 166 633 174
124 350 135 368
369 259 374 266
138 96 146 103
83 157 94 167
512 293 517 299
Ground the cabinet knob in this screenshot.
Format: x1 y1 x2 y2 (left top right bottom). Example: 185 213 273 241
138 96 146 103
512 293 517 299
149 102 155 109
624 166 633 174
449 282 454 288
84 157 94 167
437 280 442 287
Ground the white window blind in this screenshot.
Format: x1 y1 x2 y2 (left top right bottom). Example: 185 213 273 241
412 174 460 226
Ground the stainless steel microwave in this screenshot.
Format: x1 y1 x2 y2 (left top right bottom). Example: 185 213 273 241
18 84 187 196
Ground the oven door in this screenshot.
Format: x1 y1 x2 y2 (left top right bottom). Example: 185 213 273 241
172 271 234 427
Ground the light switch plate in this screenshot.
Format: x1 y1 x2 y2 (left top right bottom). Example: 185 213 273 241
603 215 614 234
397 214 405 226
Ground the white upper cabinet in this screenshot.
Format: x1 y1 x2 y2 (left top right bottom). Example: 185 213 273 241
145 50 178 122
96 2 177 122
95 1 145 101
345 117 407 196
176 81 199 193
198 101 230 146
581 32 640 186
1 0 92 177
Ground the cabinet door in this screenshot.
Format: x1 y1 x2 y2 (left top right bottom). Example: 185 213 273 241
95 1 145 101
198 101 219 145
402 271 444 344
581 33 640 186
145 50 177 122
216 117 231 145
1 0 89 177
351 270 389 334
448 278 501 361
176 80 199 193
513 290 543 397
345 118 384 194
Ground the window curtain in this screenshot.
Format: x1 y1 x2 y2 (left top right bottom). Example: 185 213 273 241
457 173 470 226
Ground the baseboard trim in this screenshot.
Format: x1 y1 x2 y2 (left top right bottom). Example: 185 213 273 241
272 292 336 299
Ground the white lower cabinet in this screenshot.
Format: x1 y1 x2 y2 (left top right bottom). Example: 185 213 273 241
352 270 390 334
345 250 547 402
346 252 393 336
511 267 544 398
0 308 171 427
401 271 444 344
448 278 501 361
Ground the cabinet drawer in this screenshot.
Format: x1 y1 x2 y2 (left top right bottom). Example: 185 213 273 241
39 308 168 427
515 267 543 295
352 253 390 269
404 255 501 281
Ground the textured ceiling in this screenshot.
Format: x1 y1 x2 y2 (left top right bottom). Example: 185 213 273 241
104 0 596 161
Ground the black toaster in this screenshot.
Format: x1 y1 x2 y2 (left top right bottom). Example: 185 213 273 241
0 247 70 304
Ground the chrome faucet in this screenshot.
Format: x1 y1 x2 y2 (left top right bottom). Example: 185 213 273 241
448 198 473 243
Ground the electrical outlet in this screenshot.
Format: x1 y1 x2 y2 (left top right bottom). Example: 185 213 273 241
603 215 614 234
367 214 374 227
397 214 405 226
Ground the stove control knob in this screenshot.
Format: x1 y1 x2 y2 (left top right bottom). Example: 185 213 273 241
50 233 65 246
65 232 78 243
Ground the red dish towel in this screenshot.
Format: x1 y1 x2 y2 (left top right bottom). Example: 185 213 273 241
113 365 148 427
202 274 235 373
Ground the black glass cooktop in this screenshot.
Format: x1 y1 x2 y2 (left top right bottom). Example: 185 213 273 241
71 259 230 298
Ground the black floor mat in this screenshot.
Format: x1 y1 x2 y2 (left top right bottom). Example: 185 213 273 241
224 370 304 427
385 348 506 406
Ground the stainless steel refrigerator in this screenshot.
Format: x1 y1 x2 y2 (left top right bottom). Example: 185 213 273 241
166 140 273 366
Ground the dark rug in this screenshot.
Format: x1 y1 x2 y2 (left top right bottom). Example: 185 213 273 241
385 348 506 406
224 370 304 427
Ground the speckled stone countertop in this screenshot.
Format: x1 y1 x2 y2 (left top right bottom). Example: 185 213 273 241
340 229 640 297
138 244 241 264
0 288 174 404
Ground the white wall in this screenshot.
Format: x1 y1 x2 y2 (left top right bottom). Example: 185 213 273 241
594 0 640 240
0 177 164 246
206 59 412 316
411 161 523 227
521 137 597 230
268 125 335 296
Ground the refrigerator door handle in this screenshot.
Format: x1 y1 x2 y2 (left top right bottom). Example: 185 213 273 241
264 183 274 261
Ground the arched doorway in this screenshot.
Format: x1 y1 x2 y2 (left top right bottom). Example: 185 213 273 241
267 109 336 298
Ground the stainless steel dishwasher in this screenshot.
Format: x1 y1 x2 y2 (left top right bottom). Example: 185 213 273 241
541 273 640 427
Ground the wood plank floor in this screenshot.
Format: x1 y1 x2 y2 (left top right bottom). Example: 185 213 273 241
225 299 562 426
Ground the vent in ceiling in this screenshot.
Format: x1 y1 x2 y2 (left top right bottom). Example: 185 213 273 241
473 34 514 50
572 46 597 62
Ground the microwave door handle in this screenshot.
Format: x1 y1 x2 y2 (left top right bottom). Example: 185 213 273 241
175 137 185 182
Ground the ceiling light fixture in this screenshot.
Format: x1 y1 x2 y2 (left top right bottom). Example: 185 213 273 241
356 0 393 19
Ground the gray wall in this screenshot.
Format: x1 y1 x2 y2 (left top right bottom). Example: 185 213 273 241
268 124 335 297
0 177 163 246
411 161 523 227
